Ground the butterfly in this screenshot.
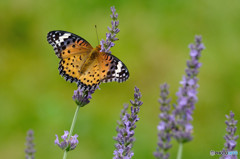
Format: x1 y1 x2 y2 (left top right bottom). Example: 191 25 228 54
47 30 129 91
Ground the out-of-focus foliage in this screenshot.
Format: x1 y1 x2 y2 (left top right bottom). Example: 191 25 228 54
0 0 240 158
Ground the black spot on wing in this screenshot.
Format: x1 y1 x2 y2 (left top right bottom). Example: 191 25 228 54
58 60 99 91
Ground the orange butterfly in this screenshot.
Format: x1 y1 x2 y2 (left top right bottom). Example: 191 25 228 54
47 31 129 91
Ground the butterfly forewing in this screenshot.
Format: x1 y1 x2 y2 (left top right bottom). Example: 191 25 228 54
47 31 93 58
47 30 94 88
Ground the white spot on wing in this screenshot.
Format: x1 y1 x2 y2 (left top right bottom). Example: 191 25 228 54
55 33 71 45
114 61 123 77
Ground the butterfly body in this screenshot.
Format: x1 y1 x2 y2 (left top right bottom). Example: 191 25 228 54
47 31 129 90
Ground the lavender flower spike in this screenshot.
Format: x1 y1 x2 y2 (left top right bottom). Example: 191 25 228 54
25 129 36 159
113 87 143 159
173 36 205 143
100 6 120 54
55 131 79 151
72 86 97 107
220 111 239 159
154 83 173 159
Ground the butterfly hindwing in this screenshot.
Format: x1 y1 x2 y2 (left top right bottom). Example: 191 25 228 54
98 52 129 83
77 57 101 90
58 53 90 83
47 30 93 58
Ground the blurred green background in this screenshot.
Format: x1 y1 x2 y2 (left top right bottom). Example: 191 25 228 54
1 0 240 158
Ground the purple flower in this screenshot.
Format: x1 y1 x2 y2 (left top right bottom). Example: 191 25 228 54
154 83 173 159
72 86 98 107
172 36 205 143
113 87 143 159
55 131 79 151
130 87 143 107
25 130 36 159
100 6 120 54
220 111 238 159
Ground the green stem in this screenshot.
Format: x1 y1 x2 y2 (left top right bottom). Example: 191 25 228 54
63 150 67 159
63 105 81 159
177 143 183 159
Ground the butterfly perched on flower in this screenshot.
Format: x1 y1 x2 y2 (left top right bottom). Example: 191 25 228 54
47 31 129 91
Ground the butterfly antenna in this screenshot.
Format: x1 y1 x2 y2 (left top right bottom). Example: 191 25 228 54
95 25 100 45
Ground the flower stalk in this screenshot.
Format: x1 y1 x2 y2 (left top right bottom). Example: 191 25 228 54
100 6 120 53
154 83 173 159
177 143 183 159
25 130 36 159
55 88 95 159
172 36 205 143
154 36 205 159
220 111 238 159
62 105 81 159
113 87 143 159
